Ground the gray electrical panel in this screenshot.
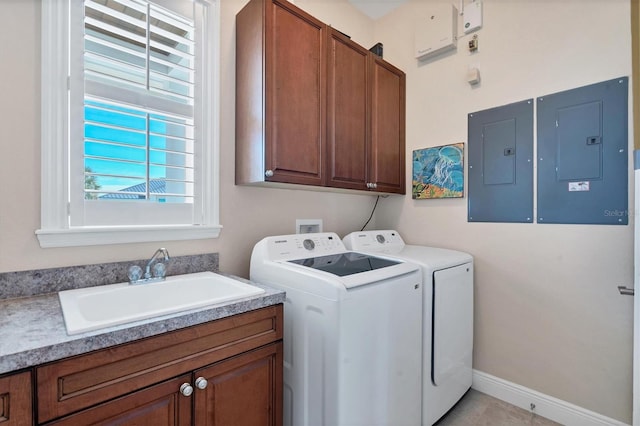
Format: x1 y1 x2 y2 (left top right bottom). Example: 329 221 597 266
537 77 628 225
468 99 534 222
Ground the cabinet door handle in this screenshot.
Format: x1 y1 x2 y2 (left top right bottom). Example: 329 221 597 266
195 377 208 390
618 285 635 296
265 169 274 178
180 383 194 397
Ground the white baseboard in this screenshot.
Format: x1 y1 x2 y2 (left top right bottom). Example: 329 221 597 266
472 370 629 426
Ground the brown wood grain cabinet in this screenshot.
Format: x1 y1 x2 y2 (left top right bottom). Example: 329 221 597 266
193 343 282 425
236 0 326 187
0 371 32 426
326 29 369 191
369 56 406 194
236 0 406 195
326 30 406 194
36 305 283 425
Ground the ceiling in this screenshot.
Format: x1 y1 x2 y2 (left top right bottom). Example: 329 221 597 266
347 0 410 19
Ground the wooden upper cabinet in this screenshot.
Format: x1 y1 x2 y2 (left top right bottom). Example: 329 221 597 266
236 0 406 194
0 371 32 426
370 56 406 194
236 0 326 186
326 31 406 194
326 29 369 191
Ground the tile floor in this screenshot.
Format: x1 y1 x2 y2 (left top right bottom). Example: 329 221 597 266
435 389 563 426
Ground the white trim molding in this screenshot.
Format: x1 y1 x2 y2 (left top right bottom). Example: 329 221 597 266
36 225 222 248
472 370 630 426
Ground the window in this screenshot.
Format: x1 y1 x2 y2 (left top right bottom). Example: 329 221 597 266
38 0 221 247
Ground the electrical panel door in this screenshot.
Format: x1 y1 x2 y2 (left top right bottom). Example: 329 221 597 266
468 99 534 223
537 77 628 225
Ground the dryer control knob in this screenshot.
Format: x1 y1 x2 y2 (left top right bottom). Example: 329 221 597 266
303 239 315 250
376 234 386 244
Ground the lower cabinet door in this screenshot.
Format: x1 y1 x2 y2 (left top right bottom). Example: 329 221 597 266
193 343 283 426
47 374 192 426
0 371 32 426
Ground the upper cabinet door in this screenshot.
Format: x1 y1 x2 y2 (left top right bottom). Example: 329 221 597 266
265 0 326 186
326 29 369 191
369 57 406 194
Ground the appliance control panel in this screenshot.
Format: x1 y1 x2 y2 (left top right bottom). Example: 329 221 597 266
265 232 346 260
342 230 406 252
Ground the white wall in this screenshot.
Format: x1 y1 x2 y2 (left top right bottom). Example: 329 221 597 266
0 0 377 278
374 0 634 422
294 0 376 48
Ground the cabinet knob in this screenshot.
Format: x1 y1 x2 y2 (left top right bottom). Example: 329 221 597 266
366 182 372 188
265 169 274 178
195 377 208 390
180 383 194 397
372 183 377 189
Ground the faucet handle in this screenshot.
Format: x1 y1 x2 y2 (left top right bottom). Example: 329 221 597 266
128 265 143 282
152 262 167 279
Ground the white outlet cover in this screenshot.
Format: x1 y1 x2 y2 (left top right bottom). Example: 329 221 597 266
296 219 323 234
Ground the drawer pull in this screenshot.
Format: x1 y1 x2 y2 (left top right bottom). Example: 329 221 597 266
195 377 208 390
180 383 194 397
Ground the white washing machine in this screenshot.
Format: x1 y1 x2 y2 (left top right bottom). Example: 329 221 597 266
250 232 423 426
343 230 473 426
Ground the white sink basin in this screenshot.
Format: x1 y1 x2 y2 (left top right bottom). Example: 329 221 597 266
58 271 266 335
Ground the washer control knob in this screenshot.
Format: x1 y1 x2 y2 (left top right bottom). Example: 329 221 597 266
303 239 315 250
376 234 386 244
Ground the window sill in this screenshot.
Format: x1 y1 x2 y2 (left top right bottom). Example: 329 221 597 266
36 225 222 248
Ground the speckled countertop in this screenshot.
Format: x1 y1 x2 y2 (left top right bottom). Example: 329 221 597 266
0 275 285 375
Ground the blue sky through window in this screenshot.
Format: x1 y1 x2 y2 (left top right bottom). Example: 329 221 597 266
84 99 169 197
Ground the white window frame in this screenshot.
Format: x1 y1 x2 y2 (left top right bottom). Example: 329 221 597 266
37 0 221 248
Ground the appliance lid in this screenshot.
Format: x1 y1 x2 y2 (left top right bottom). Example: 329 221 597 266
288 252 401 277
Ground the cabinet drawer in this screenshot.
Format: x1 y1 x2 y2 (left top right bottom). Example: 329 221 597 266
46 374 192 426
37 305 283 423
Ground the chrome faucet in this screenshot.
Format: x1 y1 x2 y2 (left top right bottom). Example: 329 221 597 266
128 248 171 284
145 247 170 279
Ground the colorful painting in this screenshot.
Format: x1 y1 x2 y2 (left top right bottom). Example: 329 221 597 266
412 143 464 199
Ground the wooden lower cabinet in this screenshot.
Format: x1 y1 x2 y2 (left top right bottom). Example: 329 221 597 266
47 343 283 426
35 305 283 426
0 371 32 426
194 343 282 426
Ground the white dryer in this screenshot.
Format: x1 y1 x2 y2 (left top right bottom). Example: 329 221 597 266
343 230 473 426
250 232 423 426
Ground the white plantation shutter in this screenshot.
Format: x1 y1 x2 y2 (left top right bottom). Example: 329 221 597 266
38 0 221 246
69 0 209 226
